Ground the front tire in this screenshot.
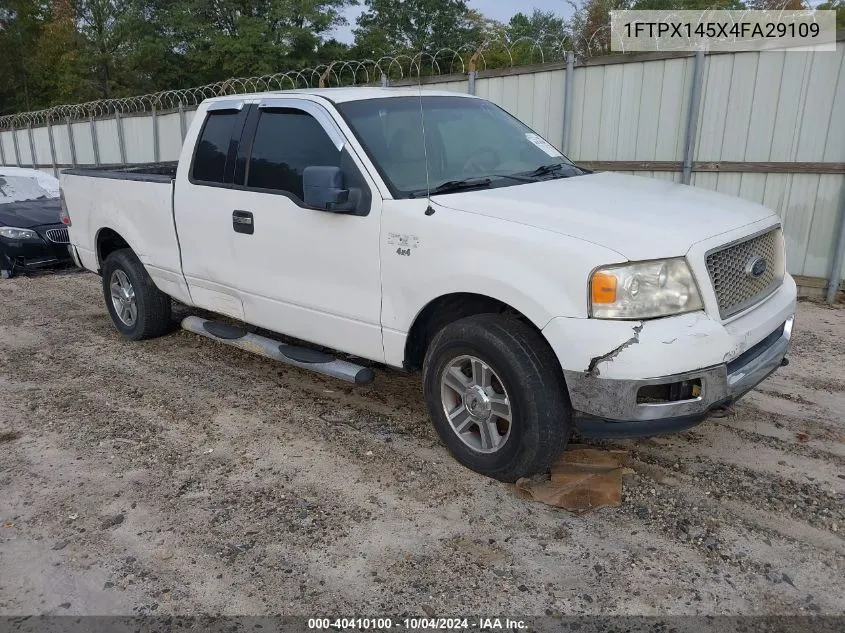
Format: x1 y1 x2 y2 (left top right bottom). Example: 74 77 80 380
102 249 172 340
423 314 570 482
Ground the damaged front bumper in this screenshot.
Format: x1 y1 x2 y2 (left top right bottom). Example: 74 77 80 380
544 275 797 438
565 317 791 437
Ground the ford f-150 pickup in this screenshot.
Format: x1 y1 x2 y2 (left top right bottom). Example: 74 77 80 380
60 87 797 481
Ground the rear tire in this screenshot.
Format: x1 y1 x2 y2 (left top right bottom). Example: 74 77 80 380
102 249 172 340
422 314 570 482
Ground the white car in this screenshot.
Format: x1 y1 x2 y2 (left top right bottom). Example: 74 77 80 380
60 88 796 481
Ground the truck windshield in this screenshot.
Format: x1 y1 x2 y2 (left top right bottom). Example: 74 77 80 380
336 96 585 199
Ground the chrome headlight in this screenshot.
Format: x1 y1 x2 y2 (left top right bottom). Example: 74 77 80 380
0 226 40 240
590 258 703 319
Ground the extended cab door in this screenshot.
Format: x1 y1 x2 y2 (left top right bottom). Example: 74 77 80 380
219 97 384 361
174 101 250 320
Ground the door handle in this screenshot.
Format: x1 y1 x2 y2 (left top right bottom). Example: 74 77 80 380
232 210 254 235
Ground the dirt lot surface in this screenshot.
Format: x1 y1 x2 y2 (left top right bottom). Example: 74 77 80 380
1 271 843 618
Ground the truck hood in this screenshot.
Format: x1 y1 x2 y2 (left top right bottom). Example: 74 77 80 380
435 172 777 261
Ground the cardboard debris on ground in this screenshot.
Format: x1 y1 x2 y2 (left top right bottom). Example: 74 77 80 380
514 445 632 513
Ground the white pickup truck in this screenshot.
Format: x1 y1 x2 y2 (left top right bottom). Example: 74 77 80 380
61 87 796 481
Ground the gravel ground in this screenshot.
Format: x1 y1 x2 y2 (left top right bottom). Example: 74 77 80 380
0 271 843 617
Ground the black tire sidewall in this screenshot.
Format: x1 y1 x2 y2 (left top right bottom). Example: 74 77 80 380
423 317 567 481
101 250 155 339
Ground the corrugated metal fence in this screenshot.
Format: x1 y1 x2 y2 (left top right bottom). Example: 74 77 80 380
2 36 844 296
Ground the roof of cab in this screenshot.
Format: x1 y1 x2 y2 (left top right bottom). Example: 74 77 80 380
202 86 478 105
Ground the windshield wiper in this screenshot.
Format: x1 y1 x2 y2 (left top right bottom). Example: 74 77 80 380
526 162 591 178
485 172 537 183
527 162 568 177
411 177 492 198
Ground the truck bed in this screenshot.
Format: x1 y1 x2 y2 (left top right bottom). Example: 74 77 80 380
61 161 191 304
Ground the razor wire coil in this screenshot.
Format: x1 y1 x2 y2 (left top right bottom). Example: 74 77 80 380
0 36 602 130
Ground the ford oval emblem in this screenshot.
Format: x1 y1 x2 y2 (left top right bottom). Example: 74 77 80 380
746 256 767 279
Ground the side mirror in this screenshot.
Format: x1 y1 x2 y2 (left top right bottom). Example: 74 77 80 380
303 166 352 212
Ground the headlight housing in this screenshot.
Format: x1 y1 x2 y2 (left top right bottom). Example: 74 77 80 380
0 226 40 241
590 258 703 319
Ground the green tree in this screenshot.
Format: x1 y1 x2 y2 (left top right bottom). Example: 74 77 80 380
465 8 505 42
817 0 845 29
74 0 138 99
507 9 570 44
28 0 84 105
0 1 44 113
315 37 354 64
0 0 91 112
352 0 483 56
567 0 627 57
0 0 360 114
114 0 195 94
499 8 572 66
166 0 356 82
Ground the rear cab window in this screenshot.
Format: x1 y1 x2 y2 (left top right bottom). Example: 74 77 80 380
191 108 246 185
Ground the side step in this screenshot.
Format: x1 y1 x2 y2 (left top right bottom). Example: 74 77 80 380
181 316 375 385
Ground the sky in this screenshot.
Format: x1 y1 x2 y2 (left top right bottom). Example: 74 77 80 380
332 0 575 44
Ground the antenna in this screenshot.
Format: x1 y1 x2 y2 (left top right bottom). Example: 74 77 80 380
414 50 434 215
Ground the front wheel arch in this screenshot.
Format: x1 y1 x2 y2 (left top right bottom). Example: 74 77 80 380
403 292 551 372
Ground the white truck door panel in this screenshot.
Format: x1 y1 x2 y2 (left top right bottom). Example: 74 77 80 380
223 102 384 361
174 104 248 319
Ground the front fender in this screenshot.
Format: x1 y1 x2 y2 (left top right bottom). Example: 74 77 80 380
380 199 625 366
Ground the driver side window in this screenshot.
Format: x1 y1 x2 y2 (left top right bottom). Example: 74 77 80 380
247 109 341 201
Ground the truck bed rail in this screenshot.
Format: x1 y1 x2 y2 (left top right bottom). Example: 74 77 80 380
62 162 177 183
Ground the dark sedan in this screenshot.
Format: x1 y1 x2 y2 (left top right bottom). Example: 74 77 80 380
0 168 72 278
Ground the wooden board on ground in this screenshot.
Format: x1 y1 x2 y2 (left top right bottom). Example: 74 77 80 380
514 445 630 513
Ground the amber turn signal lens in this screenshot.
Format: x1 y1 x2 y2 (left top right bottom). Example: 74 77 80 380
591 272 617 304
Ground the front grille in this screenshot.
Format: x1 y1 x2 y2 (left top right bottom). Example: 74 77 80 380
706 229 780 319
45 228 70 244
